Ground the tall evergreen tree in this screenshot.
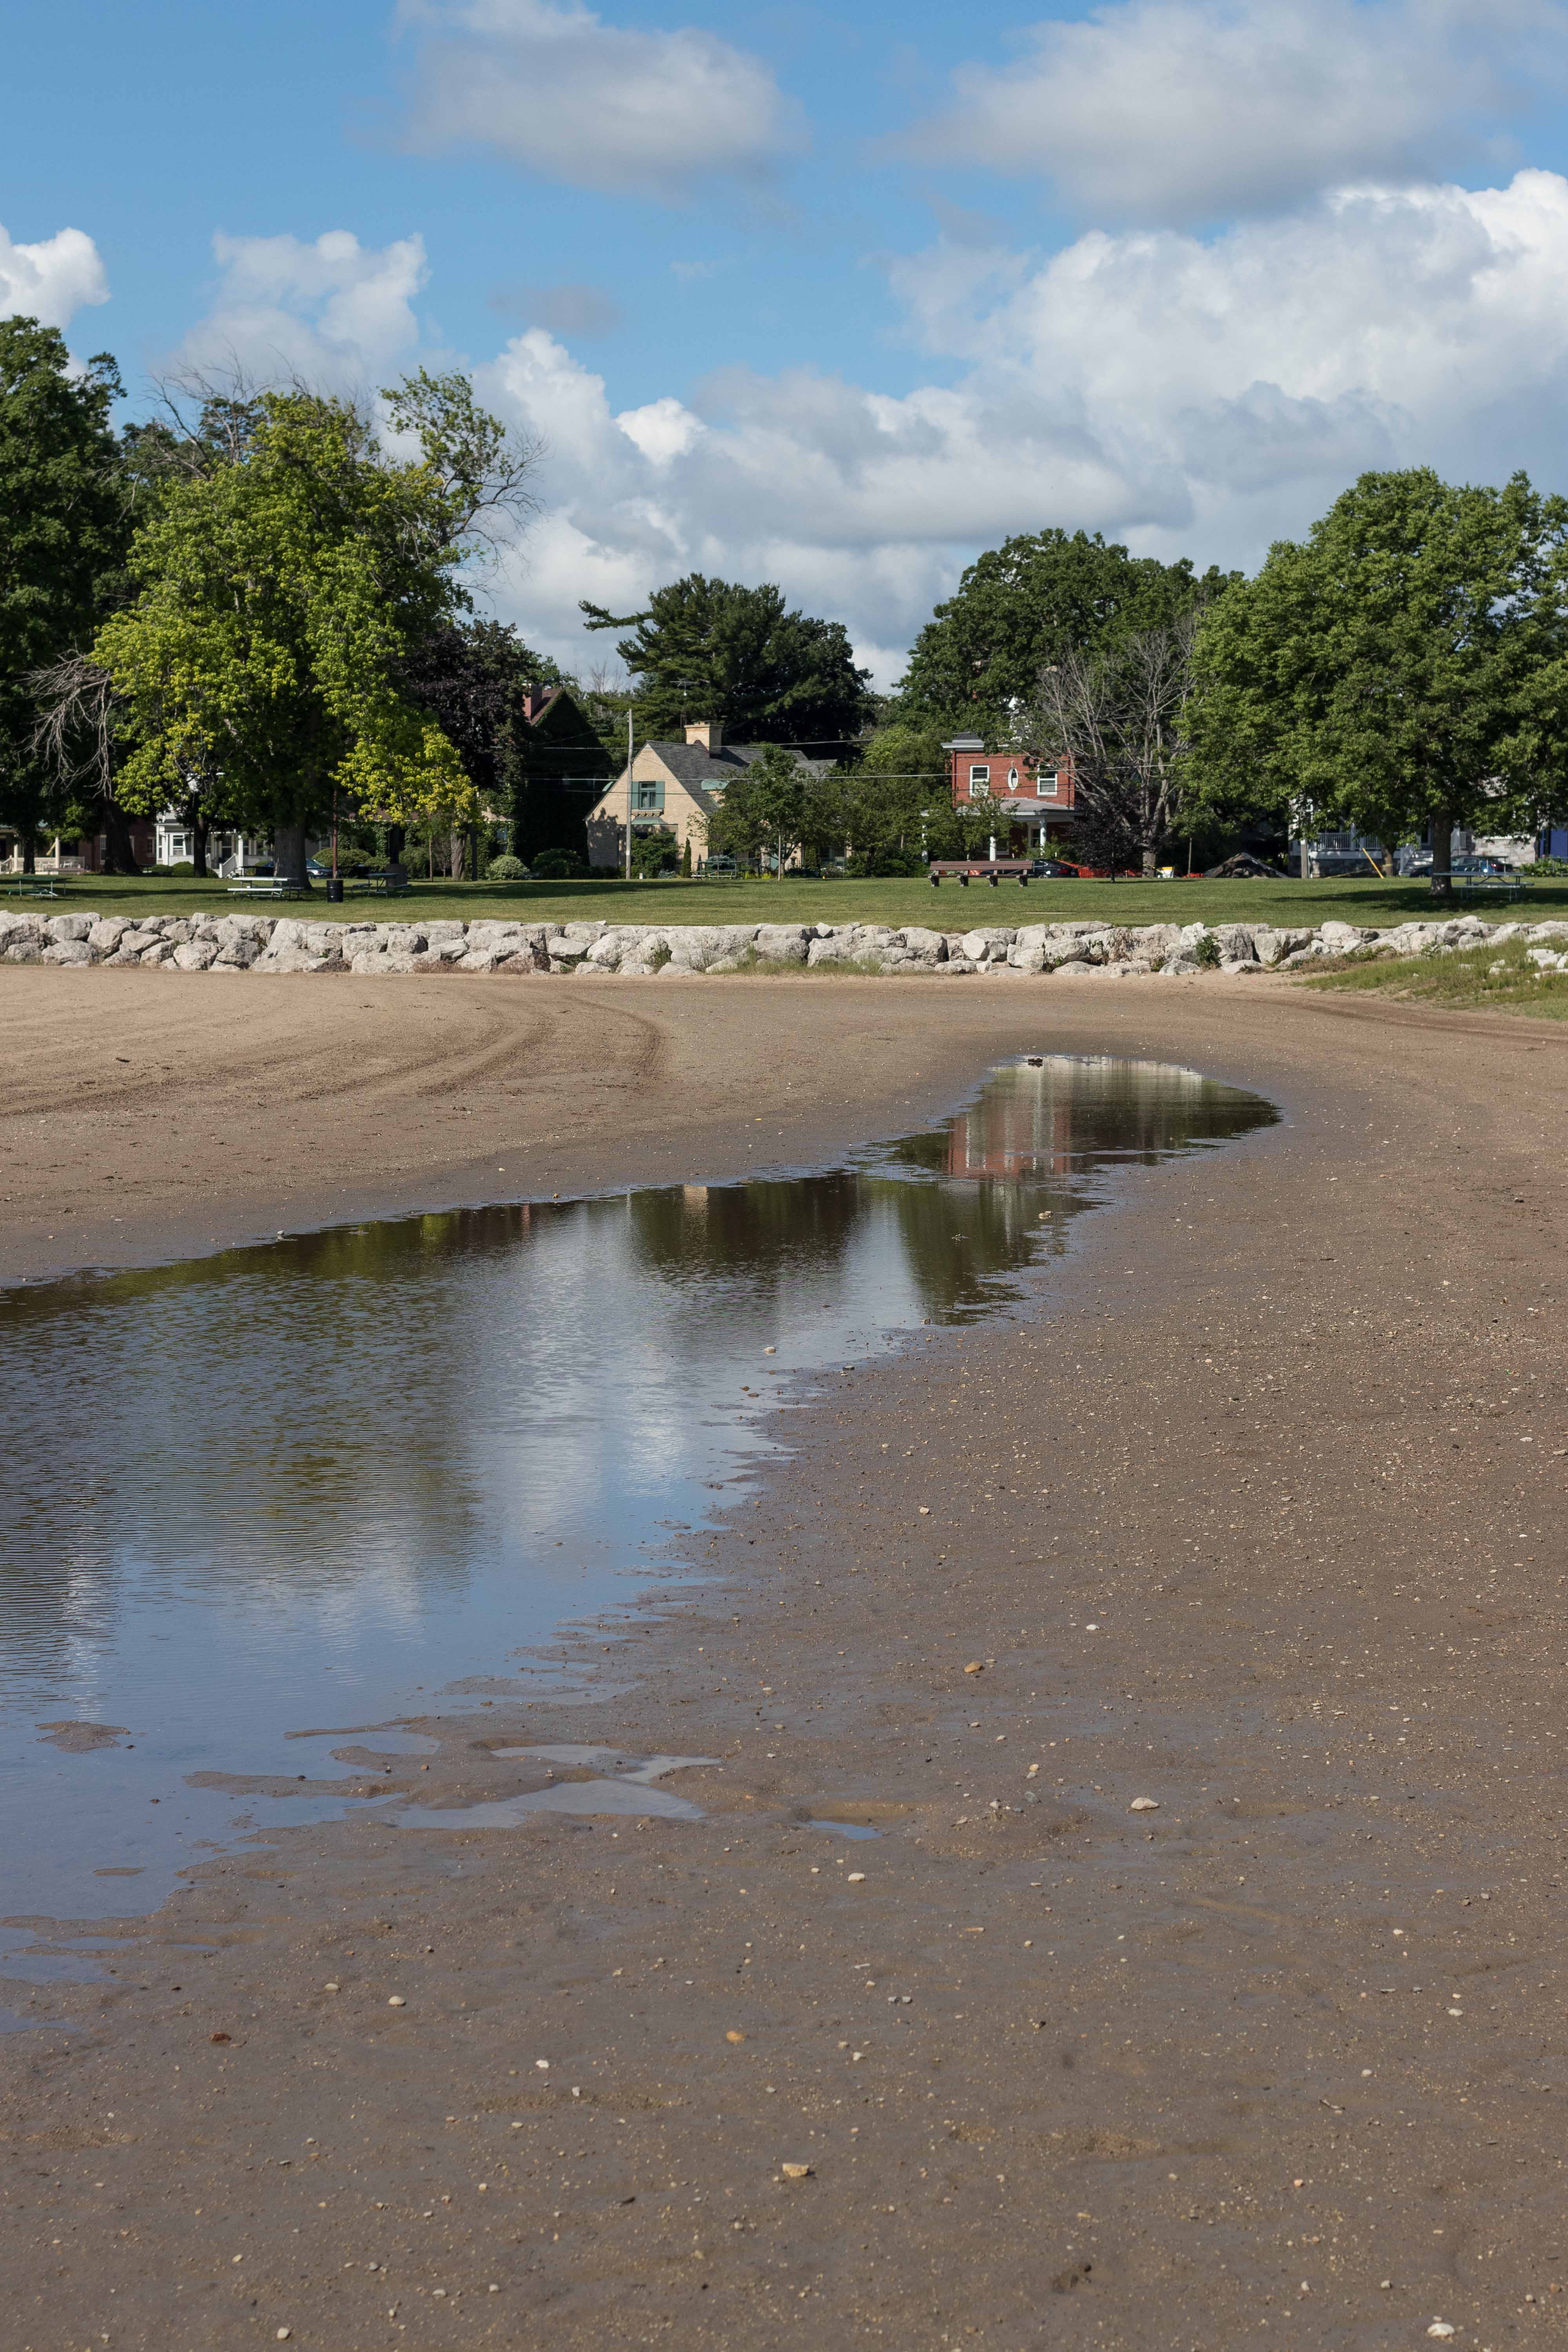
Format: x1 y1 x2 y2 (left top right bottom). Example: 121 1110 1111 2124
581 574 871 745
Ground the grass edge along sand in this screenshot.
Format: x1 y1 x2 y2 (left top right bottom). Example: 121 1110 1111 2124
12 872 1568 932
1303 935 1568 1017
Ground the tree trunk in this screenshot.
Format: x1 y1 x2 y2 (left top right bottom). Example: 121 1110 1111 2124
192 809 209 880
1429 804 1454 898
20 833 35 875
385 824 406 869
101 799 142 875
1142 844 1158 877
274 822 310 888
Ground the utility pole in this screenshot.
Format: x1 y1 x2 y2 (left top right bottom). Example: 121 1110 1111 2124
624 705 633 883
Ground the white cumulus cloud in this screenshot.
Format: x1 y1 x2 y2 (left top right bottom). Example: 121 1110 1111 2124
154 174 1568 692
396 0 802 200
178 229 427 386
920 0 1566 224
472 171 1568 686
0 223 109 330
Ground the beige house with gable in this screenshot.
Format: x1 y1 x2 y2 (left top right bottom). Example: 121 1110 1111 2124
586 721 832 872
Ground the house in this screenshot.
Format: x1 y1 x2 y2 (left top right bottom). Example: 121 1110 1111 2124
943 735 1075 851
586 721 834 872
510 684 615 867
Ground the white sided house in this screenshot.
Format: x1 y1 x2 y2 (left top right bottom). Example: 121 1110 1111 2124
586 722 832 872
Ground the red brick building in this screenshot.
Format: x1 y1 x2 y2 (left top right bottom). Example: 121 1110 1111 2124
942 735 1075 851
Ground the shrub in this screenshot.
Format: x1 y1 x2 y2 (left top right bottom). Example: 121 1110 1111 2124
1192 931 1222 967
487 853 528 880
531 847 587 880
630 831 679 880
163 860 195 875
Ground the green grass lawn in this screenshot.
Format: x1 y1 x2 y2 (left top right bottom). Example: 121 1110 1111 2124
1303 937 1568 1018
11 872 1568 931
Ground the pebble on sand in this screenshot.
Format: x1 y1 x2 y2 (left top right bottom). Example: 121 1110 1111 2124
780 2163 813 2181
726 2030 747 2043
964 1661 985 1675
387 1995 406 2007
847 1871 867 1883
1427 2326 1455 2340
1129 1798 1160 1812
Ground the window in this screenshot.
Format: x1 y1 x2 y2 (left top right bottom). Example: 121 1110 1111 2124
632 778 665 813
968 764 990 795
1007 766 1019 790
1041 769 1060 798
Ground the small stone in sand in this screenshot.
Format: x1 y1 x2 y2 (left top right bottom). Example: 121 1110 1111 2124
726 2030 746 2043
323 1981 340 1992
1129 1798 1160 1812
780 2163 813 2180
387 1995 406 2007
964 1661 984 1675
847 1871 866 1883
536 2058 550 2071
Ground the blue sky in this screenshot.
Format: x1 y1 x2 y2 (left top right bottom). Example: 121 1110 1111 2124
8 0 1568 683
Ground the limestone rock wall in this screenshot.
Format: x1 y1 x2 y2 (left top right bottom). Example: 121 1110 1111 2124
5 906 1566 978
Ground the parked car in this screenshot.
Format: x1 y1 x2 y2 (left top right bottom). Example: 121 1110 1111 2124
1402 852 1514 878
1028 858 1080 877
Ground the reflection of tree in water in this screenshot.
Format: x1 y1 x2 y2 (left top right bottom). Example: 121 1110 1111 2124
625 1057 1275 1328
0 1215 523 1679
0 1057 1276 1685
624 1173 864 1290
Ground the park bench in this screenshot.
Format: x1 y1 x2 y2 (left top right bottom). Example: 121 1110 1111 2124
343 871 410 895
929 861 1034 889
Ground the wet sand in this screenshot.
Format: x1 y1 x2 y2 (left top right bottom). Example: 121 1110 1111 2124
4 972 1568 2347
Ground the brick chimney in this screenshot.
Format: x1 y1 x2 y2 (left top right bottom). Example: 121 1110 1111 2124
521 686 558 723
684 719 723 753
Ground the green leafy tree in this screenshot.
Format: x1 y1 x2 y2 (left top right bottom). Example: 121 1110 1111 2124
96 372 537 886
708 744 813 875
836 724 951 865
581 575 872 744
1189 468 1567 892
0 319 129 871
897 528 1233 739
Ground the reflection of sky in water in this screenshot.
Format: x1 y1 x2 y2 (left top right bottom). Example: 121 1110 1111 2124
0 1056 1275 1930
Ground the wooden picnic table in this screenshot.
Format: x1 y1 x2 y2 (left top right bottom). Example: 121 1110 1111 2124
343 871 410 895
0 873 64 897
227 877 305 899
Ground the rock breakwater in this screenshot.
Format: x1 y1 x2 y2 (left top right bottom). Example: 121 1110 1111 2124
5 907 1567 978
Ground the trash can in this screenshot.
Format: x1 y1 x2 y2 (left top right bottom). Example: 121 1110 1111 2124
326 876 344 903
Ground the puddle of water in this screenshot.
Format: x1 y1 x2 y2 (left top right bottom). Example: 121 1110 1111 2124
396 1750 714 1829
804 1819 882 1840
0 1055 1274 1926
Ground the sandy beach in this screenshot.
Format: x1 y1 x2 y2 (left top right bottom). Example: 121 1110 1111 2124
4 968 1567 2347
